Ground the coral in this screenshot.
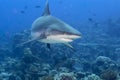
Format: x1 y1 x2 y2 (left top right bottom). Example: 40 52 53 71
28 65 39 73
92 56 117 75
0 48 12 61
81 74 102 80
41 75 54 80
115 48 120 62
0 72 11 80
58 67 69 73
24 48 32 55
96 56 112 64
100 69 118 80
54 72 77 80
49 70 58 76
42 63 51 72
22 48 41 63
76 71 86 79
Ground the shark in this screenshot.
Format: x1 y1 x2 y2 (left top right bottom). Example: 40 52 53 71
19 0 81 51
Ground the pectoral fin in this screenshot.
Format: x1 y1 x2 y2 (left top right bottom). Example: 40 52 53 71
16 39 36 48
63 43 76 52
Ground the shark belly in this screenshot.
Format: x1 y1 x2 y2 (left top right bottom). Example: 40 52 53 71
40 35 73 43
39 34 80 43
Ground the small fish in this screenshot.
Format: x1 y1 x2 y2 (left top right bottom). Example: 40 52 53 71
88 18 93 22
24 6 28 9
35 5 41 8
20 10 25 14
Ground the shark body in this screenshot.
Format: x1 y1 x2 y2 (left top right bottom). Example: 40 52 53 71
31 15 81 43
21 0 81 50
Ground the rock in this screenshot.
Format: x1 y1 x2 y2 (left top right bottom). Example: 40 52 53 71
96 56 112 64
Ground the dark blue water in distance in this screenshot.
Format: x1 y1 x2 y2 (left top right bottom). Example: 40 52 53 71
0 0 120 80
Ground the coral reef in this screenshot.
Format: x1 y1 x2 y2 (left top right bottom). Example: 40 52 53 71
0 25 120 80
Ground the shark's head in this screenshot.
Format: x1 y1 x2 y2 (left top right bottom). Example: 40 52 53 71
31 23 81 43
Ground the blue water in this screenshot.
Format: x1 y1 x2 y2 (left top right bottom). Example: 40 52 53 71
0 0 120 34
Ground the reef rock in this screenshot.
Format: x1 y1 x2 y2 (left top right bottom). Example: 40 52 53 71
81 74 102 80
92 56 117 75
54 72 77 80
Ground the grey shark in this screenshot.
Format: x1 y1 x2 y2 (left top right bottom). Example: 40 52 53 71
20 0 81 50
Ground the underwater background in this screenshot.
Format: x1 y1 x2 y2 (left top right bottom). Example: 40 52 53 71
0 0 120 80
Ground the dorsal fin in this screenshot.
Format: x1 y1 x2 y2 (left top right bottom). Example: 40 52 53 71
42 0 50 16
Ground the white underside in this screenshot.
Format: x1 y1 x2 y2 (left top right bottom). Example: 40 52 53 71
40 34 80 43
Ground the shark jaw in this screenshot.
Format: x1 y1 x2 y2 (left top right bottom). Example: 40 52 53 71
40 34 81 43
